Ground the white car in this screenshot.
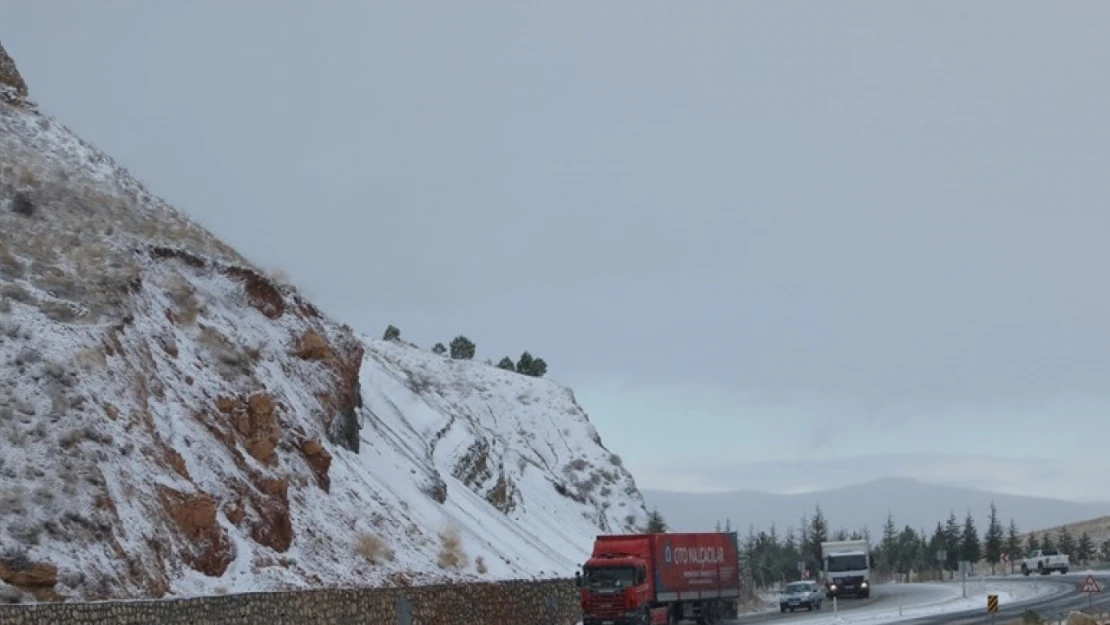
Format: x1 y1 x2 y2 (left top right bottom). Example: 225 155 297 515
1020 548 1070 576
780 580 824 612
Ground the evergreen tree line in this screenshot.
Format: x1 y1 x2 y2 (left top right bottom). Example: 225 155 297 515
699 503 1110 590
382 325 548 377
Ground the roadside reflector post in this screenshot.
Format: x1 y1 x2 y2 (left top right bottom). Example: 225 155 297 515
833 596 838 617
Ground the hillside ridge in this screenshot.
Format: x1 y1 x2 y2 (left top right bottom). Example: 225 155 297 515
0 39 647 602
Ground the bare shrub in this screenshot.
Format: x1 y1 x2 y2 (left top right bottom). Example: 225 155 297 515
355 532 394 565
1 319 21 339
14 347 41 366
73 346 107 369
436 524 468 570
476 555 488 574
609 453 623 467
563 457 590 472
40 299 79 322
0 282 34 305
0 242 24 278
37 264 81 301
197 326 250 375
0 486 27 515
166 274 199 325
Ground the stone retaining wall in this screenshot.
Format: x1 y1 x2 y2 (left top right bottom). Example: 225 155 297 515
0 578 581 625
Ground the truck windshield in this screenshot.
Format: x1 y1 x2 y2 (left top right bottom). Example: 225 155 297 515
583 566 637 589
827 555 867 572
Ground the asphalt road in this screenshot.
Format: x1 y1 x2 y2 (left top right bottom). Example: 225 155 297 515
879 572 1110 625
729 581 959 623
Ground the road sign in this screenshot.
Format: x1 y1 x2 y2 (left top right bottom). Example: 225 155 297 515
1001 553 1009 562
1081 574 1102 594
936 549 947 562
987 594 999 613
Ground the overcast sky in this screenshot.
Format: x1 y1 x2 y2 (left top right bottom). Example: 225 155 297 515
3 1 1108 503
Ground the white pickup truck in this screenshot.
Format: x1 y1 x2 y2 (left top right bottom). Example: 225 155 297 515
1020 548 1069 576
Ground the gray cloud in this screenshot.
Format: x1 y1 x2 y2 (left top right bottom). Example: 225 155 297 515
3 1 1108 496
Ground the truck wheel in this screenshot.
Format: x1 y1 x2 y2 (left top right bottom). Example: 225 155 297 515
1060 568 1068 575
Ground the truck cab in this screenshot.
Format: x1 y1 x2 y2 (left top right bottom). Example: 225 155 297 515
821 540 872 599
579 553 652 625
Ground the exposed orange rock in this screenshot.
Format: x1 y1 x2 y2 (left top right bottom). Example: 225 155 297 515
0 561 58 588
164 447 191 480
249 480 293 553
158 487 232 577
295 330 331 360
299 438 333 492
224 266 286 319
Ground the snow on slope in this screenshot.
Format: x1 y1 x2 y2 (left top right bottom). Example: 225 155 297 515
347 337 646 578
0 44 647 601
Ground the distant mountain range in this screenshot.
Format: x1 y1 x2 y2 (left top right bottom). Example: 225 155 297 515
642 478 1110 540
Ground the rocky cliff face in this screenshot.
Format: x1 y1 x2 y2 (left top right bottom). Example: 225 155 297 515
0 41 29 103
0 39 648 601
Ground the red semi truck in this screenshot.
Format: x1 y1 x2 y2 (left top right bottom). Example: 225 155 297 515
576 532 742 625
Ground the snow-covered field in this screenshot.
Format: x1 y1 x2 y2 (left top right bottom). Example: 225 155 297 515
1 72 648 601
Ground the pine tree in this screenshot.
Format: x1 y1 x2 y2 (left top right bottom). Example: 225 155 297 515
516 351 535 374
929 523 948 579
645 508 667 533
1076 532 1093 565
960 510 981 568
896 526 920 578
432 342 446 355
449 335 476 359
1027 532 1039 554
724 518 732 533
809 506 829 571
383 324 401 341
496 356 515 371
1004 519 1022 574
1100 540 1110 563
944 511 961 574
527 357 548 378
1057 525 1075 556
983 502 1004 575
715 520 722 532
880 513 899 576
798 513 811 571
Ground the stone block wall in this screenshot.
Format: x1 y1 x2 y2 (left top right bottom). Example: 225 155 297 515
0 578 581 625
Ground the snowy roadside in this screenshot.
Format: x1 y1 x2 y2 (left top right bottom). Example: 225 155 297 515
752 579 1064 625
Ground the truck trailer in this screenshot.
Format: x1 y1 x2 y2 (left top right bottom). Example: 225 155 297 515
820 539 872 599
577 532 741 625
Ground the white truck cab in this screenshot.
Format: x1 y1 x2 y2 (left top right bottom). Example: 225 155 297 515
821 539 872 599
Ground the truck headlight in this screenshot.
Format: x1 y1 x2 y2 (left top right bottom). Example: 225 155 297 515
830 584 837 591
861 582 868 588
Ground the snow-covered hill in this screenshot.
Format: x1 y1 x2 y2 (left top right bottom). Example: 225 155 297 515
0 41 647 602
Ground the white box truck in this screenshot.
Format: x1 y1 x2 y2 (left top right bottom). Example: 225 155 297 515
821 539 872 599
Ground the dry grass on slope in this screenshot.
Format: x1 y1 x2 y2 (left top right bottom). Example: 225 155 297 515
1023 515 1110 548
1 106 253 328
